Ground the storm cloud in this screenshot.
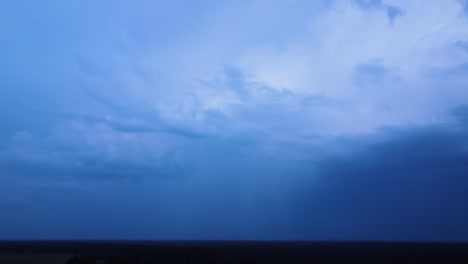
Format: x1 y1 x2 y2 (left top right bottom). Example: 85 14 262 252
1 0 468 241
292 111 468 241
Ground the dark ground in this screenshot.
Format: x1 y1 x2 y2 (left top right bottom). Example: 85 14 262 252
1 240 468 263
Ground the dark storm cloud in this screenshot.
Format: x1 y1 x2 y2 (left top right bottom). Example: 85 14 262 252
0 0 467 241
291 109 468 241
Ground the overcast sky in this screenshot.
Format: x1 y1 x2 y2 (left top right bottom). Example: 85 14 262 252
1 0 468 241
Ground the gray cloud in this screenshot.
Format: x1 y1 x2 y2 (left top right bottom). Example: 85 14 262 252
386 5 404 25
462 0 468 15
2 104 468 240
291 108 468 241
353 61 398 87
455 40 468 53
353 0 382 10
0 0 467 241
353 0 403 25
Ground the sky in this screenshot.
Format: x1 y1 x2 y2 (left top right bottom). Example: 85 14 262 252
1 0 468 241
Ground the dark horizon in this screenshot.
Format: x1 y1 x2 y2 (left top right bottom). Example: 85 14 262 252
2 240 468 263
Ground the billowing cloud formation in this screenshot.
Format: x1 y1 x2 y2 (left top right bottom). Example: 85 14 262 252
0 0 468 240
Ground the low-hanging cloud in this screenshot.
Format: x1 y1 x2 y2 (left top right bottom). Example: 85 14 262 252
291 110 468 241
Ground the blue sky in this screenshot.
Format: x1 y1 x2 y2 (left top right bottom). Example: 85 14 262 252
1 0 468 241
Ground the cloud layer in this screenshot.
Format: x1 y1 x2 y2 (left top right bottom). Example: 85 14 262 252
1 0 468 240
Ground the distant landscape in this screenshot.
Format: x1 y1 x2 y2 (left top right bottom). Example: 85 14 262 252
2 241 468 263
